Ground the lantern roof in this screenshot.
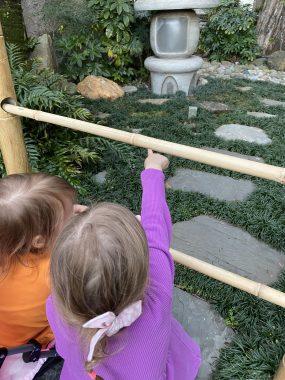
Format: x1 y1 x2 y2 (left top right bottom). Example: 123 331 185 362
134 0 220 11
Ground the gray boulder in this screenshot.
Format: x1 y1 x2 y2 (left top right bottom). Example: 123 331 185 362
21 0 54 37
267 51 285 71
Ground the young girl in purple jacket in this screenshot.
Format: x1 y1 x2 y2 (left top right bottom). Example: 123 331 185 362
47 150 201 379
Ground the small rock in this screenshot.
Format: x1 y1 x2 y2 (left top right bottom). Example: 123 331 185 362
138 98 170 105
247 111 276 119
123 85 138 94
199 101 231 113
221 60 232 67
188 106 198 119
30 34 57 70
215 124 272 145
260 98 285 108
267 51 285 71
97 112 110 120
236 86 252 93
93 171 107 185
198 77 208 86
77 76 124 100
252 57 268 67
132 128 143 134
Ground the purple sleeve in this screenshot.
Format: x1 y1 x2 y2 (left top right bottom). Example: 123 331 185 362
141 169 174 296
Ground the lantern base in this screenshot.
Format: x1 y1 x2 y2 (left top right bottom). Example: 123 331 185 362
145 56 203 95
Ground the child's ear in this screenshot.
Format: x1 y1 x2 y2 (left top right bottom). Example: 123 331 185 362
32 235 46 249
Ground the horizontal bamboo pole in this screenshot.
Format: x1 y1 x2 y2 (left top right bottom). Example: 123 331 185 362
0 23 29 174
170 248 285 309
274 355 285 380
2 102 285 184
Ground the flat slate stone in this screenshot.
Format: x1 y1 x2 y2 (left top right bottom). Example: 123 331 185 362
199 101 231 113
173 287 234 380
172 215 285 284
138 98 170 105
204 147 264 163
215 124 272 145
260 98 285 108
132 128 143 134
167 169 255 201
93 170 107 184
97 112 110 120
123 85 138 94
247 111 276 119
236 86 252 93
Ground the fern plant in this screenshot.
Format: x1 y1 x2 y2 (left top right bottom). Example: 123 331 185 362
4 43 132 192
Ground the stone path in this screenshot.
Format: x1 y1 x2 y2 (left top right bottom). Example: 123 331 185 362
215 124 272 145
173 287 234 380
167 169 255 202
260 98 285 108
199 101 231 113
138 98 170 105
172 215 285 284
247 111 276 119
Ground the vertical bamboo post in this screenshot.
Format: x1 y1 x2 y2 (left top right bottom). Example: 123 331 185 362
274 355 285 380
0 22 29 174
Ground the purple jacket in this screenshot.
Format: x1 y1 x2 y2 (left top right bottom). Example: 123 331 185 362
46 169 201 379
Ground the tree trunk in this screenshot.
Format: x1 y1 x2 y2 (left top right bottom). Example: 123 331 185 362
21 0 54 37
256 0 285 55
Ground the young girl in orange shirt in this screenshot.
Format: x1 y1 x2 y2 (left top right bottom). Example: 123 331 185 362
0 173 80 379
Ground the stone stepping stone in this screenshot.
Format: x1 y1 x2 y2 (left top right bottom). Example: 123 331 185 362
188 106 198 119
93 170 107 184
97 112 110 120
132 128 143 134
215 124 272 145
236 86 252 93
123 85 138 94
199 101 231 113
204 147 264 163
260 98 285 108
173 287 234 380
167 169 255 201
138 98 170 105
172 215 285 284
247 111 276 119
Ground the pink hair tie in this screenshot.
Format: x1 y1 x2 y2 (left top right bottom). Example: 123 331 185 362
83 301 142 362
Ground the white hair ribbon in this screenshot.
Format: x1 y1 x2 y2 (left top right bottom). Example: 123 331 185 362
83 300 142 362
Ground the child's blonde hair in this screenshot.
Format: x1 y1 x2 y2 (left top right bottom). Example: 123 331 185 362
0 173 76 273
50 202 149 371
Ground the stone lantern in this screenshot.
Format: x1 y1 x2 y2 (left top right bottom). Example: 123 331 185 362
134 0 220 95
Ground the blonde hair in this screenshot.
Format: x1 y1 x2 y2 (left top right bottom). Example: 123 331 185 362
0 173 76 273
50 202 149 371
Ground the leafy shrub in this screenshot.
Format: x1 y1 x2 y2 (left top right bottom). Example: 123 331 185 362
200 0 260 63
5 43 131 192
44 0 148 83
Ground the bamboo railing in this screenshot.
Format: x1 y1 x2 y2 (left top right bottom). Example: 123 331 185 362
2 102 285 184
0 23 29 174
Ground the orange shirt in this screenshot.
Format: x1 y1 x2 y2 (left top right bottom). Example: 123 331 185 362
0 252 53 348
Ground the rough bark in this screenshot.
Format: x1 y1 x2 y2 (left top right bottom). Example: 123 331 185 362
21 0 54 37
256 0 285 54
